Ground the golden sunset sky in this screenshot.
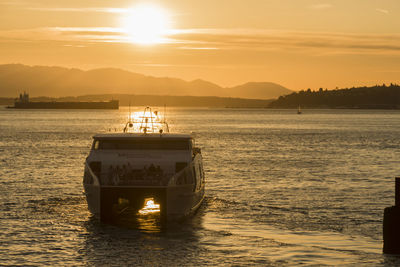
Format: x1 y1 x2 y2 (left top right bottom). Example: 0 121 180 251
0 0 399 90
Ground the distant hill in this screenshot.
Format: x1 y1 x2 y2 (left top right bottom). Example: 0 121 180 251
0 64 292 99
0 94 272 108
226 82 292 99
268 84 400 109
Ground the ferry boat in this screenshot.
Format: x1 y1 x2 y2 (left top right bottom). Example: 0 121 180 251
83 107 205 222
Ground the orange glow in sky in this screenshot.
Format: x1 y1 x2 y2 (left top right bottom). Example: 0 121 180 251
0 0 399 90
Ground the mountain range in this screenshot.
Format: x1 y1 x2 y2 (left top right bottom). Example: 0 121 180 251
0 64 292 99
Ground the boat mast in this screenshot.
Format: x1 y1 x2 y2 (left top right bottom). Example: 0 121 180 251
123 101 133 133
164 104 169 133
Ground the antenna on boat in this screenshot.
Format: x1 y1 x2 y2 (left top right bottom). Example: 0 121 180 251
164 104 166 124
124 101 133 133
164 104 169 133
129 101 131 121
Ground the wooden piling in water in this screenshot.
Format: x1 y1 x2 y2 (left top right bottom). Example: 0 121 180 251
383 177 400 254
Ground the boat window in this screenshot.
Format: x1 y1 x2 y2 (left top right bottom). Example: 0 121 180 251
93 140 100 150
96 139 190 150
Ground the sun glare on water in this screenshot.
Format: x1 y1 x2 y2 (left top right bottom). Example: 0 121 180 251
126 109 163 133
120 4 172 45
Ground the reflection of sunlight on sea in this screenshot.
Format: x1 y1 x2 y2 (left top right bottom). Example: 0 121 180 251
126 109 165 133
2 107 400 265
202 213 381 265
110 207 163 233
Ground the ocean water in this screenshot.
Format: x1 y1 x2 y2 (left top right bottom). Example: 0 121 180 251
1 107 400 266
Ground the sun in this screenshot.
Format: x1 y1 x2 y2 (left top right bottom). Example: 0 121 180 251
120 4 172 45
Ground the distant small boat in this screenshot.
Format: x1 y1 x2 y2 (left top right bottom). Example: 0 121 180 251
297 105 302 114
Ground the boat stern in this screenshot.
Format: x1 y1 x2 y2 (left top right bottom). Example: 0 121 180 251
99 186 167 222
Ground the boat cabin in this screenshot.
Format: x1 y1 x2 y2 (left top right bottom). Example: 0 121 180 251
85 133 202 187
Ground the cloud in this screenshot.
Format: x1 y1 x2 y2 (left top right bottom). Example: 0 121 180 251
309 3 333 10
0 2 125 13
0 1 26 6
27 7 126 13
179 47 219 50
376 8 389 14
0 27 124 43
172 29 400 54
1 27 400 55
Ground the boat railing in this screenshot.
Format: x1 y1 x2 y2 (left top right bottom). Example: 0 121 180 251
86 156 200 187
106 172 171 186
94 163 174 186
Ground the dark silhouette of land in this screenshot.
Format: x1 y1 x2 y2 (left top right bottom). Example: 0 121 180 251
0 64 292 99
0 94 272 108
268 84 400 109
2 64 398 109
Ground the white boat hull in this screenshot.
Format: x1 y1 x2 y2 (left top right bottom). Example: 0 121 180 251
83 154 205 222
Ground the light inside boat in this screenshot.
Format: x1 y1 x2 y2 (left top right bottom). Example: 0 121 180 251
138 198 160 215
